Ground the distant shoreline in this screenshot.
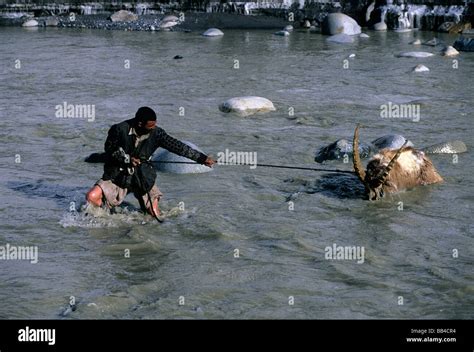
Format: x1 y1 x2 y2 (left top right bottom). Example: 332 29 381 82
1 4 472 33
1 12 293 31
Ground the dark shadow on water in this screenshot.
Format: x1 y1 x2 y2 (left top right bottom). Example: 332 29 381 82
7 180 85 208
283 173 366 200
6 179 137 210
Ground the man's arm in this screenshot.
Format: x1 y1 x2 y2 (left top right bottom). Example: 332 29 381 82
156 128 208 164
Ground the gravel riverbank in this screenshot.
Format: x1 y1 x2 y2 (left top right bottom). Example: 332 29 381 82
1 12 292 31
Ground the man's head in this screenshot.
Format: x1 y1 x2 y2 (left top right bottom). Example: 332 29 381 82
134 106 157 135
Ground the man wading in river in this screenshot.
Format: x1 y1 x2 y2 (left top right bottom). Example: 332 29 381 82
86 107 216 219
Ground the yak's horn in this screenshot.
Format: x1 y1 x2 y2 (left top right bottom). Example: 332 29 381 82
353 124 366 184
377 141 409 185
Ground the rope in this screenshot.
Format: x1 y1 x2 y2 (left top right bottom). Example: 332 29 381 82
152 161 355 175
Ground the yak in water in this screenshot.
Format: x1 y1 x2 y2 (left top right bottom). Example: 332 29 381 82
352 125 443 200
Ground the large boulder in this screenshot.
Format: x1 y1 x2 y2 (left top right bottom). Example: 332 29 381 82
373 21 387 31
22 19 38 27
160 14 179 29
322 13 361 36
202 28 224 37
453 37 474 52
314 139 373 163
110 10 138 23
314 135 414 163
219 96 275 116
151 141 211 174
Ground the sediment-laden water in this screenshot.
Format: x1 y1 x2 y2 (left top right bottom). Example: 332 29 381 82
0 27 473 319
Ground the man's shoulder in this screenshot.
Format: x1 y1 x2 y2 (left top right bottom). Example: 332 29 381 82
110 119 134 132
153 126 167 136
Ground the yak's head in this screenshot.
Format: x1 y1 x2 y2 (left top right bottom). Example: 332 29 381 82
353 125 408 200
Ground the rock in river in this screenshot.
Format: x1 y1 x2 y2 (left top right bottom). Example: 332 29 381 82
322 13 361 36
441 46 459 57
373 21 387 31
453 37 474 52
22 19 39 27
219 97 276 116
202 28 224 37
413 64 430 72
397 51 434 58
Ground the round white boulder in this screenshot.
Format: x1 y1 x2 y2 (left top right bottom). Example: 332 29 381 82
284 25 294 32
322 13 361 35
151 141 211 174
22 19 39 27
413 64 430 72
410 39 422 45
373 21 387 31
360 33 370 38
202 28 224 37
219 97 276 116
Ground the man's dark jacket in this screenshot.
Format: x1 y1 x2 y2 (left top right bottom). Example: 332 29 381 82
103 119 207 189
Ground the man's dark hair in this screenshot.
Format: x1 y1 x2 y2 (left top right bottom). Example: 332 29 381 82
135 106 157 123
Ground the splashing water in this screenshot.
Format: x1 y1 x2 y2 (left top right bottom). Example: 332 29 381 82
59 203 185 228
